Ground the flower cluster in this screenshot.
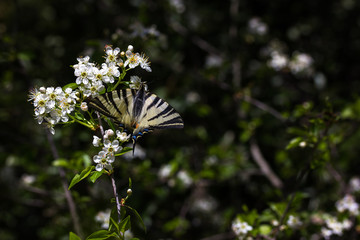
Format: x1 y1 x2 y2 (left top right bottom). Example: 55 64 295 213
29 45 152 136
335 194 359 216
28 86 79 134
92 129 130 171
321 216 352 239
231 218 253 240
267 50 314 75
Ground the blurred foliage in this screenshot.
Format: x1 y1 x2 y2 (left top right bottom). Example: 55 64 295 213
2 0 360 239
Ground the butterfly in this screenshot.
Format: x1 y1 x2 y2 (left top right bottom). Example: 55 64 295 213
87 84 184 154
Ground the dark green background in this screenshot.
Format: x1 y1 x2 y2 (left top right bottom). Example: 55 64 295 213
2 0 360 239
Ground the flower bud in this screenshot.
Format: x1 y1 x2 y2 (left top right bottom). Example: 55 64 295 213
104 129 114 138
127 45 134 51
80 102 88 111
127 188 132 196
39 87 46 93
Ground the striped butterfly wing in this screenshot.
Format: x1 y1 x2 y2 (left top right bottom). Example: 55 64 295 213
136 93 184 133
87 89 136 129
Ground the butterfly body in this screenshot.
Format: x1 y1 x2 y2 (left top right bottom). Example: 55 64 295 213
87 85 184 153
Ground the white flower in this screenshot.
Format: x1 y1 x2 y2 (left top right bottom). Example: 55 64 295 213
129 76 143 90
73 56 91 70
158 164 172 180
81 80 105 97
268 51 288 71
103 139 121 156
104 129 115 139
350 177 360 192
248 17 268 35
177 170 193 187
139 53 152 72
33 92 48 115
342 219 352 230
336 194 359 216
287 215 302 228
116 130 131 142
93 135 102 147
288 52 313 74
105 46 120 63
232 219 253 237
101 62 120 83
325 216 344 236
124 53 140 69
75 64 93 85
95 209 111 229
93 150 114 171
321 227 333 240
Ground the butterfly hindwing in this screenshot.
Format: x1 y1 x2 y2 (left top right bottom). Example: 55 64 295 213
87 89 136 128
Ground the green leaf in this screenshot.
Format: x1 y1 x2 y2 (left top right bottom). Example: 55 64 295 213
115 147 132 156
124 205 146 232
118 215 131 233
128 178 132 189
69 232 81 240
109 217 120 234
286 137 303 150
63 83 78 91
259 224 272 235
68 165 95 190
74 111 85 121
52 158 70 168
86 230 114 240
89 170 104 183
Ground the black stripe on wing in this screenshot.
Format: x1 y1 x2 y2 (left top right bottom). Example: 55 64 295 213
147 104 175 122
152 116 184 129
106 91 123 117
87 97 116 120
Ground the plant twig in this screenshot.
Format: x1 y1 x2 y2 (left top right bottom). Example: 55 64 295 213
111 173 122 223
243 95 287 122
46 130 83 238
250 139 283 189
96 111 122 222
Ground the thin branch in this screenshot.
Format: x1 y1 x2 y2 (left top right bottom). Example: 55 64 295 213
96 111 122 222
243 95 287 122
170 21 223 57
250 139 283 189
46 130 84 238
111 174 122 223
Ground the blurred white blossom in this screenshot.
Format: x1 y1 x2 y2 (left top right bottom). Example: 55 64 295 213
288 52 314 75
336 194 359 216
350 177 360 192
287 215 302 228
95 209 111 229
268 51 288 71
248 17 268 35
232 219 253 239
177 170 193 187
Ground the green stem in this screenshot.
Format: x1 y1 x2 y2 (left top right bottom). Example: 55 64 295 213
68 114 95 130
112 71 127 90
